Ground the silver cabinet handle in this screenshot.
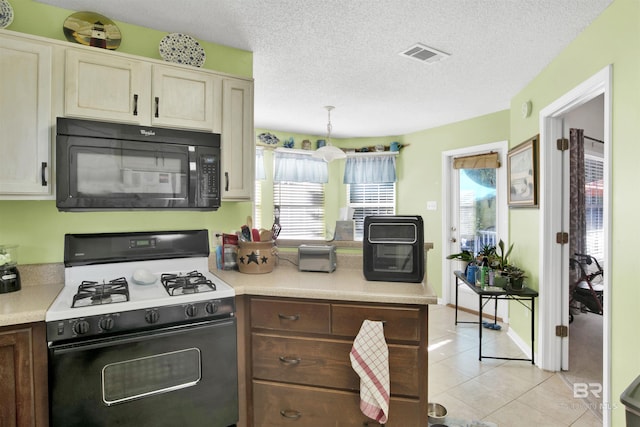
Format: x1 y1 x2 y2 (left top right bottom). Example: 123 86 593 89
154 96 159 118
278 356 301 365
133 94 138 116
278 313 300 321
280 409 302 420
225 172 229 192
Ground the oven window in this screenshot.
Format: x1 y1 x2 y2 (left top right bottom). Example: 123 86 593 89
102 348 201 406
373 244 414 273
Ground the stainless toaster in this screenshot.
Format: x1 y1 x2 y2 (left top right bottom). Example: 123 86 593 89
298 245 337 273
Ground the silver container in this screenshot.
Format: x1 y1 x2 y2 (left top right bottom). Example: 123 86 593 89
298 245 336 273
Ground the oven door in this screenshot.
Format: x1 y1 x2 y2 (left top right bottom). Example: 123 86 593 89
49 319 238 427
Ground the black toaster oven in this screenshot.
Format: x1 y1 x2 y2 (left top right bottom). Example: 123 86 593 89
363 215 424 283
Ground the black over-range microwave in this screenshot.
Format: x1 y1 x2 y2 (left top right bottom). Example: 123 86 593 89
363 215 425 283
56 118 220 211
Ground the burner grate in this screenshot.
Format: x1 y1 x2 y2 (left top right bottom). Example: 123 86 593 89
72 277 130 308
161 271 217 296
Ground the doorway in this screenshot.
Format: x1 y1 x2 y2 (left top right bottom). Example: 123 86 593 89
538 65 612 426
442 141 508 318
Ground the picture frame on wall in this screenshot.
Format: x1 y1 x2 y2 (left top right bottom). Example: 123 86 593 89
507 134 539 207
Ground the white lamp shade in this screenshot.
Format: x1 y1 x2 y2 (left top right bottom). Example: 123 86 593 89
312 145 346 162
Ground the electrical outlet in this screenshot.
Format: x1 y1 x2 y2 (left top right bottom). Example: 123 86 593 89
426 201 437 210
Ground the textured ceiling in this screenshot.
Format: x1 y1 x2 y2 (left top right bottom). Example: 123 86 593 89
38 0 613 137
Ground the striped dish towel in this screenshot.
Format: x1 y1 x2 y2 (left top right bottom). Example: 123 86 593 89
350 319 390 423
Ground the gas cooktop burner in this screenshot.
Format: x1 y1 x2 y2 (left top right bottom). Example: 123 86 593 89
161 271 217 296
72 277 130 308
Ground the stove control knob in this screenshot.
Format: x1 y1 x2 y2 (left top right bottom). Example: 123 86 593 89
205 302 218 315
73 320 90 335
99 317 115 331
185 304 198 318
145 309 159 324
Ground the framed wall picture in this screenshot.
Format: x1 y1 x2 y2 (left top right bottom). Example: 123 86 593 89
507 135 539 207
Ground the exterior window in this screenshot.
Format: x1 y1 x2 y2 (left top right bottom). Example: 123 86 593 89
274 181 325 239
253 179 262 229
585 155 604 261
347 183 396 240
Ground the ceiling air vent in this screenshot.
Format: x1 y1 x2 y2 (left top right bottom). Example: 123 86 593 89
400 43 450 64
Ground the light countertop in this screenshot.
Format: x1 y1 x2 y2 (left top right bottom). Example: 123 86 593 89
0 283 63 327
1 255 437 328
212 259 437 306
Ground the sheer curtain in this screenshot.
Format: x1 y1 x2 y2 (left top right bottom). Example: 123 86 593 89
343 154 397 184
569 128 586 286
273 149 328 183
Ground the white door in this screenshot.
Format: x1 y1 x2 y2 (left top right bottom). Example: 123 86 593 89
442 142 508 320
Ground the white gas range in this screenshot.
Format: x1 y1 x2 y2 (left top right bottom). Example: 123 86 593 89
46 230 238 427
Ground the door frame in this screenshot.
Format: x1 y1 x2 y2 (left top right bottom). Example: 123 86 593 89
538 65 612 425
441 141 509 317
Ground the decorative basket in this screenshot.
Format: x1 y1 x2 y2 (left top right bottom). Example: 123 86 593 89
237 240 276 274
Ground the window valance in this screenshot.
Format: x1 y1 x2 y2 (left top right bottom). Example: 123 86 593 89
274 149 328 183
453 152 500 169
343 153 397 184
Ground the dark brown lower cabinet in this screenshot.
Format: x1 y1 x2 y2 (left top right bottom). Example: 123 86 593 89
247 297 428 426
253 380 421 427
0 322 48 427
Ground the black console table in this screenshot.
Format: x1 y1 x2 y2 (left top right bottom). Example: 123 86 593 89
454 270 538 364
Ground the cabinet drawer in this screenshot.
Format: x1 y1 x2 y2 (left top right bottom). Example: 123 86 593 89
251 299 331 333
332 304 421 341
253 380 422 427
252 333 419 396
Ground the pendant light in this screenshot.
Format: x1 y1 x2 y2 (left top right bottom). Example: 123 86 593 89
313 105 346 162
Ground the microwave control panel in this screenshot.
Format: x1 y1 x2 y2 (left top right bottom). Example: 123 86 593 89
199 154 219 199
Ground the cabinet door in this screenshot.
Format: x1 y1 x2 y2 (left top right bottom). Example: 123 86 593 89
151 64 221 131
0 36 52 196
64 49 149 124
0 323 48 427
221 78 254 200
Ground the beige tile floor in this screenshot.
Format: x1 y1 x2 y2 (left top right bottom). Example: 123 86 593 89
428 304 602 426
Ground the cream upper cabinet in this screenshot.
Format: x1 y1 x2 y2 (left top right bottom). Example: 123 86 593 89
221 78 254 200
64 48 149 124
0 35 52 197
151 65 221 132
64 49 221 132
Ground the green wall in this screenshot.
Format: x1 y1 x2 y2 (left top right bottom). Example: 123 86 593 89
1 0 253 264
6 0 252 77
402 111 510 296
509 0 639 424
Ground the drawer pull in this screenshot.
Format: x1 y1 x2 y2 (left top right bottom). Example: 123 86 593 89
278 356 301 365
278 313 300 321
280 409 302 420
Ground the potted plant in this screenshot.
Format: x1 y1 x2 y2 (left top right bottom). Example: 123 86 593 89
503 264 527 290
494 239 513 270
477 244 495 263
446 249 475 263
446 250 475 281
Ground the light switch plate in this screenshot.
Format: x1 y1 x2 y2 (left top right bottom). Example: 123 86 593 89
426 201 437 210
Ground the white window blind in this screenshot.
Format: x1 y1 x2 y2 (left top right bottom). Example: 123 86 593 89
253 179 262 230
274 181 325 239
347 183 396 240
585 155 604 261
